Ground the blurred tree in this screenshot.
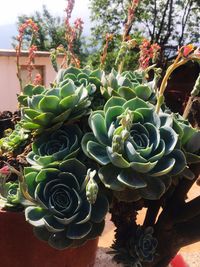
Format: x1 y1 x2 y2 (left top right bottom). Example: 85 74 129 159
89 0 200 58
87 33 142 72
12 5 87 63
13 5 67 50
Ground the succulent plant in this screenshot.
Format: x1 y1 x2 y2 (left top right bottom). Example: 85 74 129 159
19 80 91 134
113 226 158 267
24 159 109 249
56 66 103 91
0 124 29 153
27 124 82 167
101 69 156 103
56 67 106 110
2 182 22 208
134 227 158 263
18 67 106 134
82 96 187 200
18 84 46 107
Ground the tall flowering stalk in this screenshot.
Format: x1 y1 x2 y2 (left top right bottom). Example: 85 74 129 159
16 19 38 92
100 33 113 70
65 0 75 19
123 0 140 42
64 0 84 68
117 0 140 73
50 0 84 70
26 45 38 83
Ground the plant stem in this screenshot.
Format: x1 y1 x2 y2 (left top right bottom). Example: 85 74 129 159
182 95 194 119
155 55 187 113
9 165 36 203
16 41 23 93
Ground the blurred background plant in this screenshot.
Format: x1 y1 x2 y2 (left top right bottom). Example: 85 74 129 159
89 0 200 64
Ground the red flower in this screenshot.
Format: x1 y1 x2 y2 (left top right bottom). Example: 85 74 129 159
182 44 194 57
33 74 42 85
0 166 10 176
139 39 160 69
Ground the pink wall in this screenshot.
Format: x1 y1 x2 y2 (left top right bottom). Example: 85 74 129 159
0 50 61 112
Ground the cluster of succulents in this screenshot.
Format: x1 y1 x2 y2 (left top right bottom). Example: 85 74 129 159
55 67 103 90
1 61 199 255
19 82 91 133
17 68 105 134
0 124 29 154
100 68 158 103
12 67 108 249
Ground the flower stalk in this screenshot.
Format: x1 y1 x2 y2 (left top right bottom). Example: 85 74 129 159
100 33 113 70
155 45 200 114
16 19 39 93
117 0 140 73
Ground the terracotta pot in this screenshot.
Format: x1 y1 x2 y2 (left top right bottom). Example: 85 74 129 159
0 209 98 267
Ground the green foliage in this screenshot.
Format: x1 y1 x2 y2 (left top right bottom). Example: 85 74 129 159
113 226 158 266
81 94 199 200
12 5 85 60
89 0 200 57
27 124 82 167
18 67 105 134
89 0 130 41
0 124 30 154
24 159 108 249
87 34 142 72
3 182 22 207
100 68 155 101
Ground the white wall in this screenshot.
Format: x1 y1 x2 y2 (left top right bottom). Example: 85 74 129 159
0 51 61 112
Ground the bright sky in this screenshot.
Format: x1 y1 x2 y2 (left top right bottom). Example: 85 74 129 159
0 0 90 26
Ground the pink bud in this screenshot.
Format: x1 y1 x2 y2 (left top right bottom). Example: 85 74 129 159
0 166 10 176
183 44 194 57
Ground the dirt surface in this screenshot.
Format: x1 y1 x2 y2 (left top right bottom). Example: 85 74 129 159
95 248 122 267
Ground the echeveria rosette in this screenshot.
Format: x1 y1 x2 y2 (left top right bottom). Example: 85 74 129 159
20 78 91 134
27 124 82 167
56 67 106 111
134 226 158 263
82 96 187 200
0 123 29 153
112 226 157 266
18 84 46 107
24 159 109 249
56 67 103 92
2 182 22 209
101 69 156 103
